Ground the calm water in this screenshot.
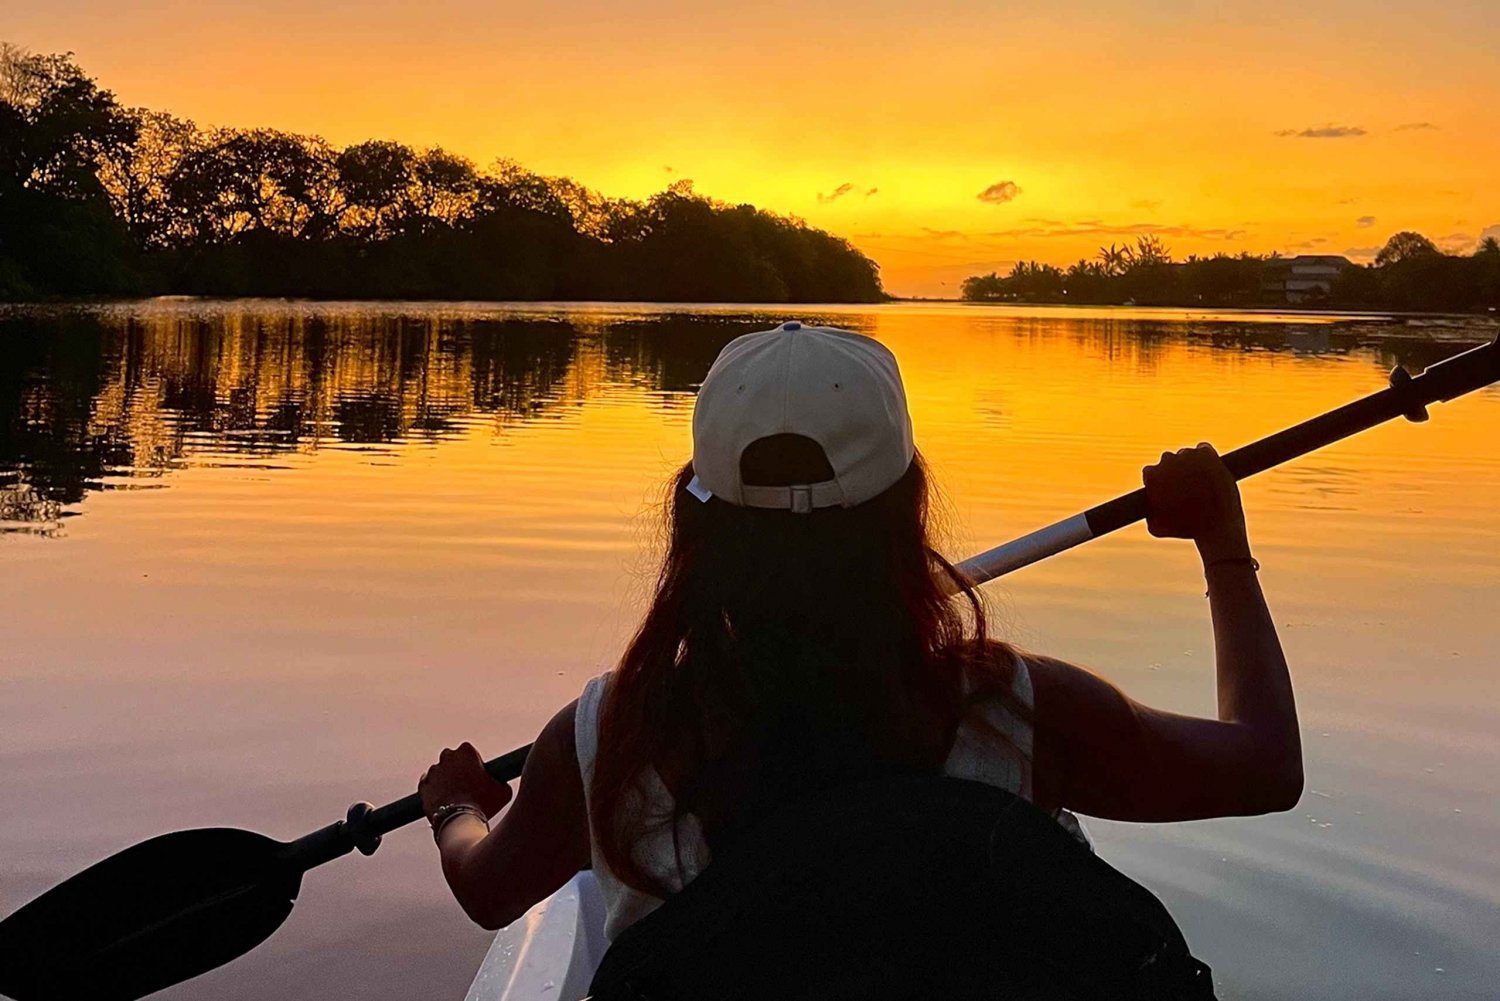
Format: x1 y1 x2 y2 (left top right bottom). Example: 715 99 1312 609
2 301 1498 1000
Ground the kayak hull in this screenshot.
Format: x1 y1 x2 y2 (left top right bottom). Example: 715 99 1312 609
465 870 608 1001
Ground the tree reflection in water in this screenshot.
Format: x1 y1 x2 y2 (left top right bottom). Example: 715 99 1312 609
2 303 1486 537
0 308 747 536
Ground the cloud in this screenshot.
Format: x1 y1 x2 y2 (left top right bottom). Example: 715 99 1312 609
977 181 1022 204
1275 124 1367 139
1435 231 1477 253
1344 245 1382 262
984 219 1246 241
817 182 877 204
1356 215 1377 228
1394 122 1439 131
818 182 856 204
921 228 966 240
1292 237 1330 249
1131 199 1162 211
1482 223 1500 243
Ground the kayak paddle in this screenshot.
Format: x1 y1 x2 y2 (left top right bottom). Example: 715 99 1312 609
0 745 528 1001
958 331 1500 585
0 332 1495 1000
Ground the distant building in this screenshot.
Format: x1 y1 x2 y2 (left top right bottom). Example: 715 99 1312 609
1261 255 1355 304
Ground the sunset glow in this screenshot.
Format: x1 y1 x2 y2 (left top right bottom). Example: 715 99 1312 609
8 3 1500 289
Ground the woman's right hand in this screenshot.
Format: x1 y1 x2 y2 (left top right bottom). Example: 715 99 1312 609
1142 443 1250 562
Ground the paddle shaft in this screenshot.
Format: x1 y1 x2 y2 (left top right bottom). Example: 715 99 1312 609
957 334 1500 586
286 333 1500 871
281 746 531 870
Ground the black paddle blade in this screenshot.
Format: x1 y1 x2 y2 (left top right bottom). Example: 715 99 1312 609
0 828 302 1001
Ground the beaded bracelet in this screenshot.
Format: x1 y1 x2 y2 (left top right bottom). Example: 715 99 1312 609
429 803 489 844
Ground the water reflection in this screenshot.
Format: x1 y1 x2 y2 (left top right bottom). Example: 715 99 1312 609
0 312 745 535
1 302 1491 538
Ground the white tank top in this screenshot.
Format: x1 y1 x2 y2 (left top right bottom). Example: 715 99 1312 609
574 656 1043 942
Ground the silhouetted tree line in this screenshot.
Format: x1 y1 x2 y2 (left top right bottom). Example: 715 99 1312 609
963 233 1500 314
0 46 884 302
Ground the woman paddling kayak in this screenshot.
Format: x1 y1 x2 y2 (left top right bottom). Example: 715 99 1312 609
418 322 1302 981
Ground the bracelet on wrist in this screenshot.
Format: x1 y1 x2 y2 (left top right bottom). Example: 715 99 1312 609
1203 556 1259 597
1204 555 1260 573
428 802 489 844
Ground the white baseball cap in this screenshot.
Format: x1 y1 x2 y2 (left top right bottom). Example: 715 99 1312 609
688 322 915 513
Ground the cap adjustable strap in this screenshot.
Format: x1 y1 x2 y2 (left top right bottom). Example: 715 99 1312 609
739 480 846 512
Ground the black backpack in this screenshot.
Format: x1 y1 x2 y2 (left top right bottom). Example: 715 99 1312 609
589 776 1216 1001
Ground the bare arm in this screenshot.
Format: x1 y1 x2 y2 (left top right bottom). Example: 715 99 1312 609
1031 444 1302 822
1200 551 1301 795
419 700 591 930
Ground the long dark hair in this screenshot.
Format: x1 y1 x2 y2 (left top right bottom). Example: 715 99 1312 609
593 439 1019 896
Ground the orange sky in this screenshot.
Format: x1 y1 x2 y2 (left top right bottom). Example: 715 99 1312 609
9 0 1498 296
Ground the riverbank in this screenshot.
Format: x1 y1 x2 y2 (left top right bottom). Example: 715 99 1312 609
898 297 1500 335
5 296 1497 344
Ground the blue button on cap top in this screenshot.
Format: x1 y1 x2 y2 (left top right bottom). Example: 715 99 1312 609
782 321 802 331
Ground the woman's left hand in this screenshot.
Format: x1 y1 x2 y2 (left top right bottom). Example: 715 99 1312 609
418 742 514 820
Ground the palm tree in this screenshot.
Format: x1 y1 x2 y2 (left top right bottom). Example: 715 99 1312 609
1097 243 1128 276
1132 234 1172 267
